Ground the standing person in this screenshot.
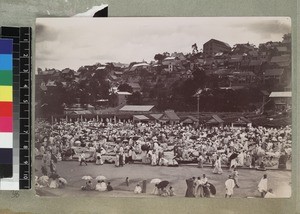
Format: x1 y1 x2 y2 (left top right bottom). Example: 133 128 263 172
231 168 240 188
119 146 124 167
213 156 223 174
125 177 129 186
185 177 195 197
197 154 204 168
79 151 87 166
230 158 238 171
151 150 158 166
244 151 252 167
115 152 120 167
199 174 209 197
49 159 56 174
258 174 268 198
128 147 133 164
119 153 124 167
225 175 235 198
194 177 202 198
192 177 197 196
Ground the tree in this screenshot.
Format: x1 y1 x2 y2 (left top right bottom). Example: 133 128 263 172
154 54 165 63
118 83 133 93
192 43 198 55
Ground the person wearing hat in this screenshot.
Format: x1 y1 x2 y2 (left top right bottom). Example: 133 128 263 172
79 151 87 166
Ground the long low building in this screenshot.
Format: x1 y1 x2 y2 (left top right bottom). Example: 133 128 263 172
269 91 292 110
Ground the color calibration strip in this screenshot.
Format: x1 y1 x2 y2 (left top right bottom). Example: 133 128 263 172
0 39 13 180
0 27 32 190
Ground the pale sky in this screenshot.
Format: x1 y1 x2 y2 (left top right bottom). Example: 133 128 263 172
36 17 291 70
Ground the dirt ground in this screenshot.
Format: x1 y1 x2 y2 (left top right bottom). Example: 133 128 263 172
35 159 291 198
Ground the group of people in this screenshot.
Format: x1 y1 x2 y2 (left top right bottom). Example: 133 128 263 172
35 119 292 171
225 173 273 198
185 174 212 198
81 180 113 192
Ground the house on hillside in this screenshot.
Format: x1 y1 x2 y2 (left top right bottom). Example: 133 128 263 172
248 59 263 73
128 82 141 93
129 62 149 72
206 115 224 127
61 68 74 79
232 43 256 55
171 52 186 61
161 57 181 73
269 91 292 111
263 68 284 84
228 54 243 68
203 39 231 57
270 55 291 68
116 91 132 106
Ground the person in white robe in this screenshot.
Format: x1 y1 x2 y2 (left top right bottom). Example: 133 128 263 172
134 184 142 194
49 178 59 189
212 156 223 174
237 151 245 166
95 180 107 192
96 152 103 165
258 174 268 197
152 184 159 195
151 151 157 166
225 175 235 198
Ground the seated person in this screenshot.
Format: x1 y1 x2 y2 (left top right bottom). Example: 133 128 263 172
81 180 93 191
107 182 113 191
95 180 107 192
134 184 142 194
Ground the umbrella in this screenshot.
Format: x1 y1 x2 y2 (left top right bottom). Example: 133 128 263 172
132 136 140 141
96 175 107 181
229 153 238 160
157 180 169 189
192 151 199 156
150 178 162 184
208 182 216 195
58 177 68 184
82 175 93 180
141 144 150 151
190 135 198 140
74 141 81 146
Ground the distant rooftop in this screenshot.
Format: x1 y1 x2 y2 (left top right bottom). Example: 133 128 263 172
269 92 292 98
119 105 155 112
116 91 132 95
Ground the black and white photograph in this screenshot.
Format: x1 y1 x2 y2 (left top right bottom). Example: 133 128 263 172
34 17 292 198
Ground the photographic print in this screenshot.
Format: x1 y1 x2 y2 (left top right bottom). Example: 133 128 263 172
35 17 292 198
